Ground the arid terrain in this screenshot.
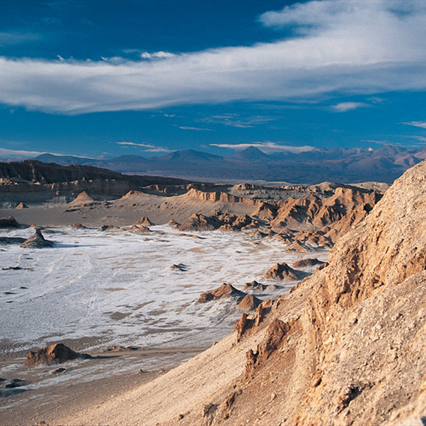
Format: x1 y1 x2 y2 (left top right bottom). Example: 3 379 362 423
4 159 426 425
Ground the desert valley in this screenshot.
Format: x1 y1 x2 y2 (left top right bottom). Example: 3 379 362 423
2 1 426 424
1 157 426 425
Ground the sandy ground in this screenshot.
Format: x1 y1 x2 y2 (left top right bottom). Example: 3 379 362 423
0 345 206 426
0 192 256 228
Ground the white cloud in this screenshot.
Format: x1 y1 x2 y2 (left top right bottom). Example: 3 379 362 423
203 114 274 128
0 1 426 114
403 121 426 129
141 51 175 59
0 146 93 159
332 102 369 112
0 147 47 158
116 141 172 153
179 126 212 131
210 142 315 154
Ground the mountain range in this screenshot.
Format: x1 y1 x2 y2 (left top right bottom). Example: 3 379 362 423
30 144 426 184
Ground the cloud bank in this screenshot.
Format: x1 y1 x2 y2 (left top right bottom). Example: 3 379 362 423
0 0 426 114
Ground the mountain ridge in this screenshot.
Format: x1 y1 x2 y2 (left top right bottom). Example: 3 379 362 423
30 144 425 183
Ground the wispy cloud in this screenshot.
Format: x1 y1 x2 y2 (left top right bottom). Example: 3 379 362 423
403 121 426 129
116 141 172 153
1 1 426 114
210 142 315 154
179 126 212 131
0 31 41 46
332 102 370 112
203 114 274 128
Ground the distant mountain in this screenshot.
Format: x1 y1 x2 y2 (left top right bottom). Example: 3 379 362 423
29 144 425 184
158 149 223 164
34 154 95 165
227 147 270 162
107 155 148 163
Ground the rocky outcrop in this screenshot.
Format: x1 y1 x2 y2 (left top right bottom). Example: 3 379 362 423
237 294 262 311
133 216 154 226
100 225 121 231
69 191 95 205
178 212 259 232
24 343 92 366
72 223 86 229
15 202 28 209
0 216 20 228
198 283 246 303
178 213 221 231
131 225 150 233
264 262 305 280
292 258 325 268
243 280 267 291
57 163 426 426
198 160 426 425
185 188 258 206
19 229 54 248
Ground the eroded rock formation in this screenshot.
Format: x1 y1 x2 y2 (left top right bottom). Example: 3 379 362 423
198 283 246 303
0 216 20 228
24 343 92 366
264 263 305 280
19 229 54 248
193 160 426 425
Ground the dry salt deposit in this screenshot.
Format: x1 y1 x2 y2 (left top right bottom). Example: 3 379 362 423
0 225 328 407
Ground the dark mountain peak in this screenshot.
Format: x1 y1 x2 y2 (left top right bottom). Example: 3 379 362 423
228 146 270 162
159 149 223 163
33 154 93 165
109 155 147 162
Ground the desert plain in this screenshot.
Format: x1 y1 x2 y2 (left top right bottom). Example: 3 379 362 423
0 175 335 425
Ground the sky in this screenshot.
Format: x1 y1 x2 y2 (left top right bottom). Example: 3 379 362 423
1 0 426 160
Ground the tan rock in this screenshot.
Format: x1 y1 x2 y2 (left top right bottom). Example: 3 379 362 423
24 343 92 366
19 229 54 248
264 262 304 280
238 294 262 311
198 283 246 303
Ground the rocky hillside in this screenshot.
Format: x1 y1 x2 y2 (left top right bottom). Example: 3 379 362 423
62 161 426 425
0 160 190 203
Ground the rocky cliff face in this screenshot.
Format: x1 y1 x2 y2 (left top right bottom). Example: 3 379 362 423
0 160 191 203
200 160 426 425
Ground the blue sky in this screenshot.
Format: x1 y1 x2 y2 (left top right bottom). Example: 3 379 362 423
1 0 426 159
